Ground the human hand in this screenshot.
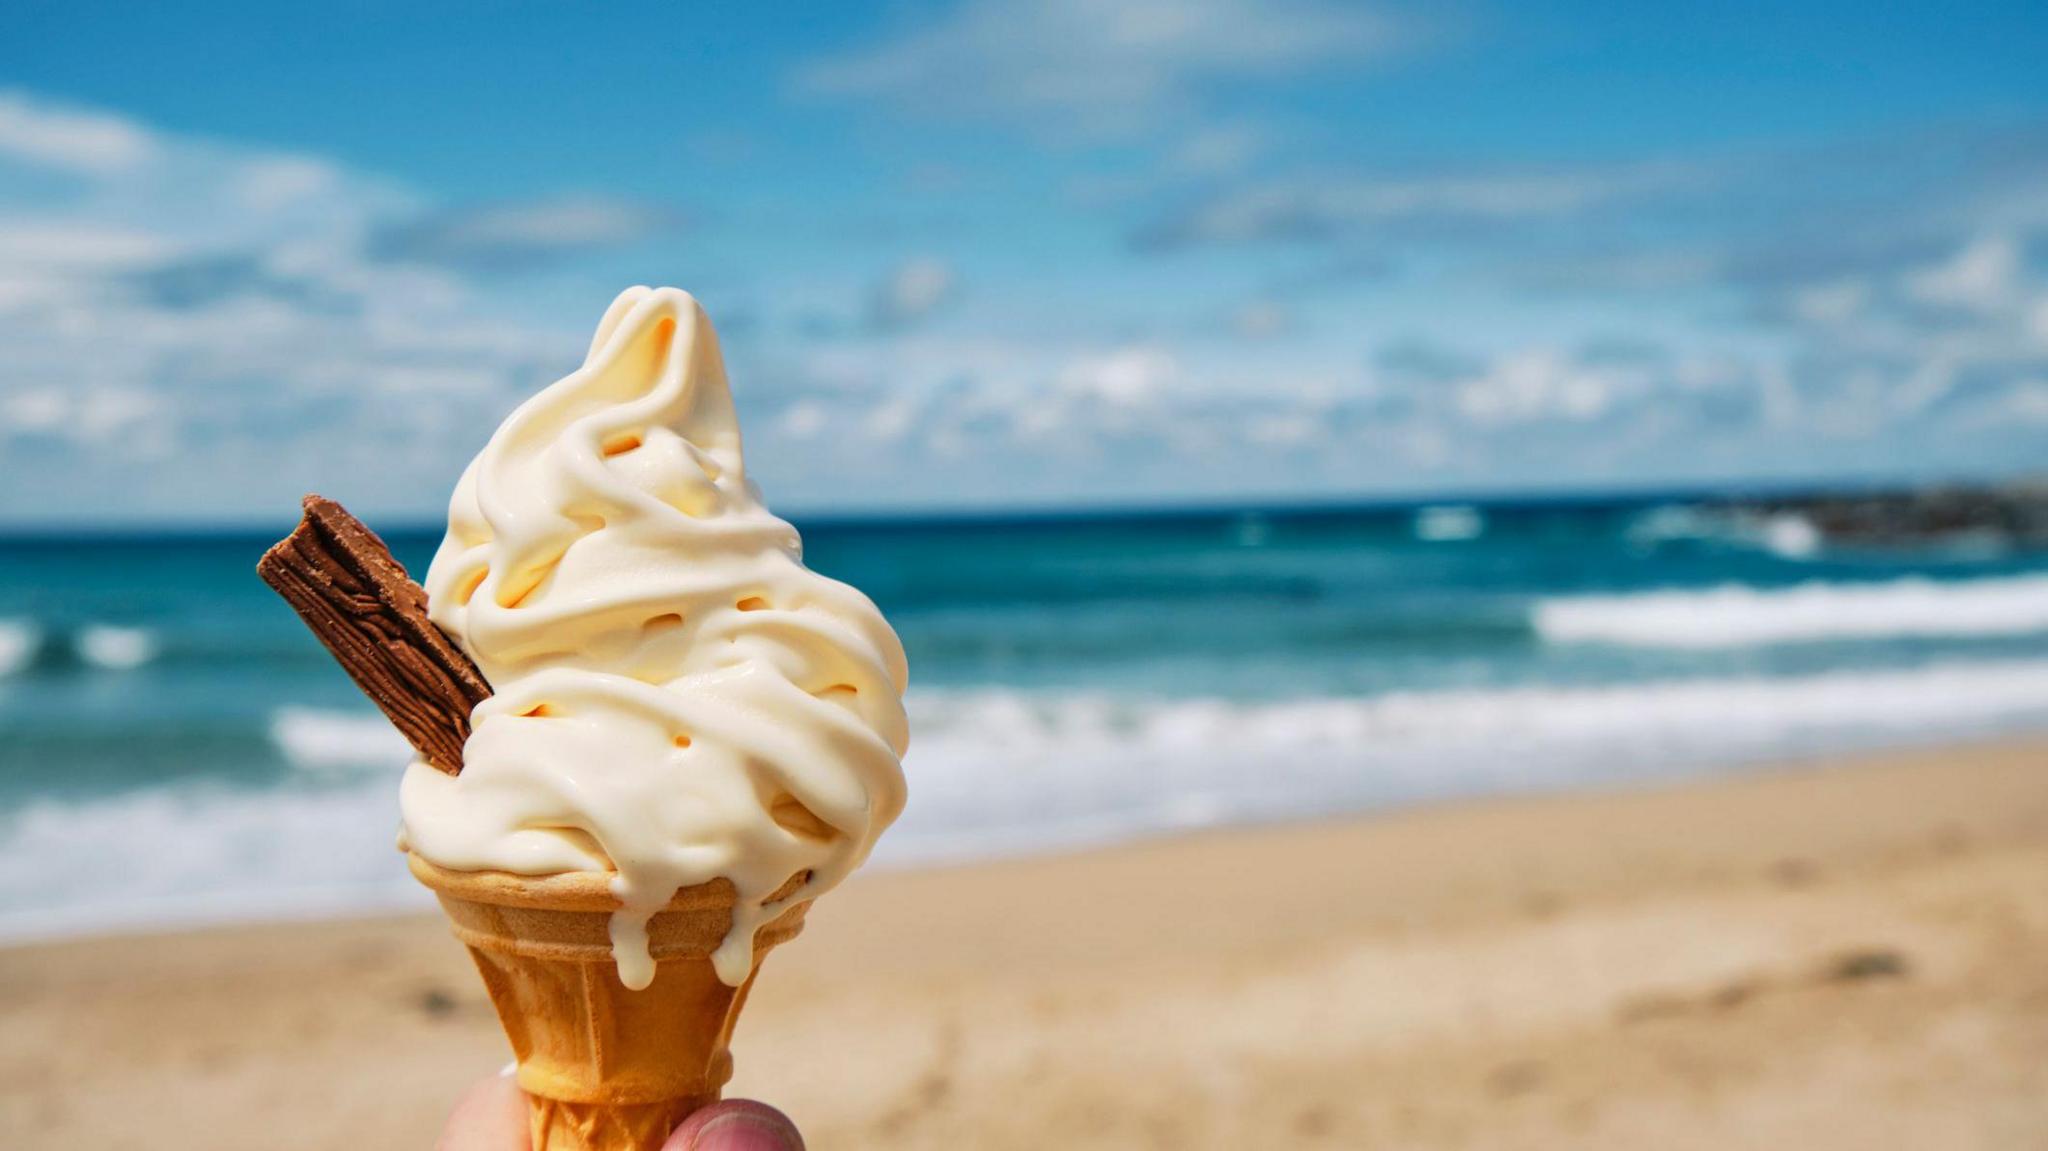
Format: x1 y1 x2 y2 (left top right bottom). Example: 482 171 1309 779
437 1072 805 1151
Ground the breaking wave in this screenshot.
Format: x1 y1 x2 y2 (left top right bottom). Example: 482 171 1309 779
1534 575 2048 649
0 619 37 678
8 661 2042 941
75 625 160 670
0 620 164 675
270 707 413 773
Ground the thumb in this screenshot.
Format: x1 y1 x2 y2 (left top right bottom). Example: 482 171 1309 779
664 1099 805 1151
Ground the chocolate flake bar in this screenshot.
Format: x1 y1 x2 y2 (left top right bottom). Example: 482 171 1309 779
257 495 490 774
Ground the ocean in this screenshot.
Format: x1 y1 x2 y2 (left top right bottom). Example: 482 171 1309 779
3 497 2047 940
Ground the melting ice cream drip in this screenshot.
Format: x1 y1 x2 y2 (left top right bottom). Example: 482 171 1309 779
399 287 910 988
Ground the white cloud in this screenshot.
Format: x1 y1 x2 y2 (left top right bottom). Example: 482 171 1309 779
773 122 2048 499
1057 346 1177 408
370 195 673 270
1454 349 1644 425
723 288 2048 510
1904 236 2021 313
0 91 160 175
1 384 164 446
1134 165 1664 250
1788 278 1868 325
0 92 577 523
2001 380 2048 422
4 86 2046 521
1743 221 2048 441
1246 412 1321 446
74 387 165 443
230 156 344 213
799 0 1406 139
864 394 919 442
0 387 65 433
868 258 958 329
777 400 830 441
0 222 170 273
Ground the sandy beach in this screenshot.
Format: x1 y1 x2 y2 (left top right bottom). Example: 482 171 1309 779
4 738 2046 1149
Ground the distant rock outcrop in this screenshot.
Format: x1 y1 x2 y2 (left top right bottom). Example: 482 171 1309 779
1724 479 2048 550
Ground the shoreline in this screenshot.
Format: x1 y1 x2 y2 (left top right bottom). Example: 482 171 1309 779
6 724 2044 954
5 736 2047 1147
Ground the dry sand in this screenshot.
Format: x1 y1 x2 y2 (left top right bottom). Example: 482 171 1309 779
4 738 2047 1149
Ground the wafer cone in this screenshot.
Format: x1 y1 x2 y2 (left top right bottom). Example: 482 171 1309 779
410 855 812 1151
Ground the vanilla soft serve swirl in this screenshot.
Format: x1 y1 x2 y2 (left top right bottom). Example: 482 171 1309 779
398 287 909 989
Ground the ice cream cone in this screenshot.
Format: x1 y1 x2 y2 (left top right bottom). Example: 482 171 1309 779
409 855 812 1151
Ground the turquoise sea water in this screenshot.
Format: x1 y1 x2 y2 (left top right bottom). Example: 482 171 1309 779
3 497 2047 936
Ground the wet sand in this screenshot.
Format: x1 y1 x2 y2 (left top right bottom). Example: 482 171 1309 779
4 738 2046 1149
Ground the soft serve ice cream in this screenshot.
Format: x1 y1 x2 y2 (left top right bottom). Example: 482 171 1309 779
398 286 909 990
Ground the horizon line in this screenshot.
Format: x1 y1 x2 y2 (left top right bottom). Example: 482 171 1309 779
0 471 2035 542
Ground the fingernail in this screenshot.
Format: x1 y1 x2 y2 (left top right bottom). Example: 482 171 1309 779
499 1060 518 1078
684 1108 804 1151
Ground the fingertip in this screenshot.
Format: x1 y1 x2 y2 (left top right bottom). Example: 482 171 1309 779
664 1099 804 1151
436 1071 530 1151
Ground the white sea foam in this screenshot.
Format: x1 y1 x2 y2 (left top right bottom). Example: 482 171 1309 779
893 661 2048 858
1414 505 1485 542
1534 575 2048 649
0 619 38 678
1623 506 1824 559
1625 505 1718 545
1757 512 1824 560
75 624 159 670
270 706 412 772
0 780 429 943
7 661 2048 941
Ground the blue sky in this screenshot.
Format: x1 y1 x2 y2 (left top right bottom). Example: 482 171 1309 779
2 1 2046 525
